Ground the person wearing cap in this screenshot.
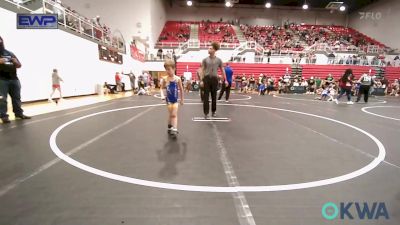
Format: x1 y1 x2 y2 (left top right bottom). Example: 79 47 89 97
0 36 31 124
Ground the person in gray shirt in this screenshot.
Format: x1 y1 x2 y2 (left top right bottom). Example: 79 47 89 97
123 70 136 92
200 42 227 118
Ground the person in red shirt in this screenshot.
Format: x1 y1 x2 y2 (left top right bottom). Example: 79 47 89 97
334 69 354 104
115 72 122 92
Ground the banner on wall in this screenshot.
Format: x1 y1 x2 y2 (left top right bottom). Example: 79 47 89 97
98 45 123 64
130 42 145 62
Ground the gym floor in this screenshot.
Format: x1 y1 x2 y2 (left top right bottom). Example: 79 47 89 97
0 92 399 225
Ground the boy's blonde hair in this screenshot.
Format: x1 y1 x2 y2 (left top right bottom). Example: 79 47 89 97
164 59 176 70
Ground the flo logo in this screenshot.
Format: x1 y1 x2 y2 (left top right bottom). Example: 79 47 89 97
322 202 389 220
359 12 382 20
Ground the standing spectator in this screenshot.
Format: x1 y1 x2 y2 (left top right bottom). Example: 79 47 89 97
394 55 400 67
315 76 322 89
157 49 163 60
114 72 122 92
328 53 335 64
218 63 233 102
241 75 248 93
172 49 177 66
234 74 242 91
0 36 31 123
123 71 136 92
49 69 64 102
266 49 271 63
248 74 256 91
143 72 149 87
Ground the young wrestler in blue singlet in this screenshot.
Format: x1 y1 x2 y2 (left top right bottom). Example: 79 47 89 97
160 60 184 136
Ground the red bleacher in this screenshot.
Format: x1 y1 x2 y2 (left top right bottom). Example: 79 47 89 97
176 62 400 82
157 21 190 43
301 65 375 79
156 21 389 54
385 67 400 82
240 24 388 51
199 22 238 43
176 62 292 80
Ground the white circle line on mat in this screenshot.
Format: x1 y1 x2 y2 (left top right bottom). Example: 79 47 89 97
361 106 400 121
273 95 387 104
49 103 386 192
153 94 252 101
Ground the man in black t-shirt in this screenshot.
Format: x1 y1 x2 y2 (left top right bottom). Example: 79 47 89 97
0 36 31 123
308 77 316 93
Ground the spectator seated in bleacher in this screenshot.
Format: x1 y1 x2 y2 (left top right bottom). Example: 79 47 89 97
390 79 399 96
239 23 392 55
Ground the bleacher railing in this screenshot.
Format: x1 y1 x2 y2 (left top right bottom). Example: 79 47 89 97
308 43 385 55
42 0 125 53
3 0 33 11
3 0 125 53
155 41 240 49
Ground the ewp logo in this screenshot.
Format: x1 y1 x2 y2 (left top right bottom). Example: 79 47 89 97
17 14 58 29
322 202 390 220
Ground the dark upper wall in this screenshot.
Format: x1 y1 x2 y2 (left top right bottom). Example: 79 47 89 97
349 0 400 49
166 4 347 26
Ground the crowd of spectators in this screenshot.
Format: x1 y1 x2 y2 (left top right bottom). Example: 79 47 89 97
199 21 238 43
240 23 392 55
158 21 190 43
44 0 123 50
224 73 399 97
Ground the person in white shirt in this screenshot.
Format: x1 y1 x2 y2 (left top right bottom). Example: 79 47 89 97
49 69 63 102
356 73 374 103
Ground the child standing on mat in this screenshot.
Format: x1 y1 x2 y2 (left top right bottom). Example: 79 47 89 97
160 59 184 136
